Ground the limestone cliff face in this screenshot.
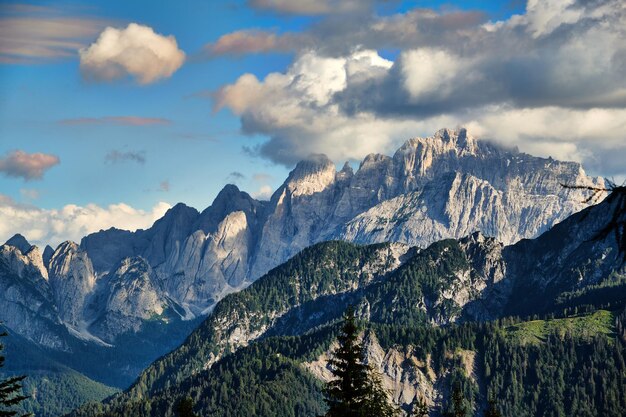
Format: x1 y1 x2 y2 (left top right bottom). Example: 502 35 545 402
48 241 96 327
0 243 66 350
89 257 166 343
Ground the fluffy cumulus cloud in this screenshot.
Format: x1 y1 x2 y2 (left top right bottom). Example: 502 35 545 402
215 0 626 177
79 23 185 84
0 195 171 247
215 50 427 164
0 150 60 180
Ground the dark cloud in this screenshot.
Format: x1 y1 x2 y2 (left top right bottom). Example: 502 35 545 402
159 180 170 192
105 150 146 164
0 150 60 180
226 171 246 183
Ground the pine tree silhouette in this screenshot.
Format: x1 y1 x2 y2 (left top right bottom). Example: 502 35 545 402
324 307 399 417
0 327 30 417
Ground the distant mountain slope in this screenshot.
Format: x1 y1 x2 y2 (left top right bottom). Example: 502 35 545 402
0 329 118 417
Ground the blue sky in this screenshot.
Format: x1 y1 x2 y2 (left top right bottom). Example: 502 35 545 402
1 0 624 246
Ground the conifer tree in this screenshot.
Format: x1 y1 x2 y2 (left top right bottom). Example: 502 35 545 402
324 307 399 417
443 382 468 417
0 329 30 417
175 396 198 417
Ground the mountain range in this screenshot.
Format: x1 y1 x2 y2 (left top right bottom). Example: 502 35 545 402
0 128 618 416
68 174 626 417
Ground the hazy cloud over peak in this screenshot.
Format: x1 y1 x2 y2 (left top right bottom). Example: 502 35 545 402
79 23 185 84
0 150 60 180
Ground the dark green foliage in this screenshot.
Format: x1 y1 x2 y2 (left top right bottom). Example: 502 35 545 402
0 329 29 417
360 370 399 417
69 310 626 417
324 308 398 417
324 307 371 417
0 328 117 417
175 397 197 417
482 323 626 417
367 240 469 326
443 382 469 417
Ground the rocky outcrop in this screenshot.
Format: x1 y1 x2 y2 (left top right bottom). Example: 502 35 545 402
305 332 479 415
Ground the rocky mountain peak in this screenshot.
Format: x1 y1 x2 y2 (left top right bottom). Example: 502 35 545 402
286 154 336 196
4 233 32 254
336 161 354 182
195 184 260 233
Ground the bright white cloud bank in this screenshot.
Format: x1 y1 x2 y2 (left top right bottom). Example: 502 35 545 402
0 195 171 248
216 0 626 178
79 23 185 84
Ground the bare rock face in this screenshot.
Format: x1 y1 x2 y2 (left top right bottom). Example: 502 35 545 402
48 241 97 327
0 244 66 350
89 257 166 343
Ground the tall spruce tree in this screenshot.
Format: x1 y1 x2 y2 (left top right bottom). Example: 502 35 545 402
443 382 468 417
0 329 30 417
324 307 398 417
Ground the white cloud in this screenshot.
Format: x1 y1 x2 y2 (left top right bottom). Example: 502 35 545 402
214 0 626 179
79 23 185 84
464 106 626 170
400 48 462 100
215 50 434 164
0 196 171 247
251 185 273 200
